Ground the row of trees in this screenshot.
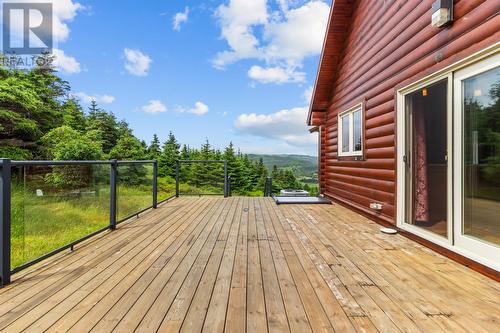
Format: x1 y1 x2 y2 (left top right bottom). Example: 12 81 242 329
1 58 310 194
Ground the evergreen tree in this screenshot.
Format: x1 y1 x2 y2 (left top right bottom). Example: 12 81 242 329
159 131 180 178
108 134 148 185
224 142 239 186
108 134 146 160
180 144 190 160
0 59 67 155
117 119 133 137
41 126 103 188
61 98 86 131
255 158 268 189
193 139 214 187
88 100 99 116
148 134 161 159
85 102 120 153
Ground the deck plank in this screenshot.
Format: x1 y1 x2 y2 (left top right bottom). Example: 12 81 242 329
29 201 210 332
200 197 243 333
224 197 249 333
47 197 215 332
160 197 239 333
1 198 197 331
113 197 230 332
246 198 269 333
0 197 498 333
255 198 290 333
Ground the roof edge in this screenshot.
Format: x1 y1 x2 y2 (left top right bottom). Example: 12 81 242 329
307 0 354 126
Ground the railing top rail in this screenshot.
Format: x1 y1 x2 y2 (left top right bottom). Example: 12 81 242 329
5 160 157 166
117 160 156 165
177 160 227 164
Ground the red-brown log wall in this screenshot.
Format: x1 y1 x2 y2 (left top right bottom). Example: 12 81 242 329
320 0 500 224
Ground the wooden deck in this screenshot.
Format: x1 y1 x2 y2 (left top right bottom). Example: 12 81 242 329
0 197 498 332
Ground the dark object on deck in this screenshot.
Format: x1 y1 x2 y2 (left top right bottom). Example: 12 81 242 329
273 196 331 205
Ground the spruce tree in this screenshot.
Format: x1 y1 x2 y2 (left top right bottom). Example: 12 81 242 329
85 102 120 153
148 134 161 159
159 131 180 178
255 158 268 189
61 98 86 131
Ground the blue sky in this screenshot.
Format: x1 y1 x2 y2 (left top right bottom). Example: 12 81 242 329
4 0 331 155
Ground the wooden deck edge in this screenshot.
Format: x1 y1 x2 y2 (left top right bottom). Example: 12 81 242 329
323 192 500 283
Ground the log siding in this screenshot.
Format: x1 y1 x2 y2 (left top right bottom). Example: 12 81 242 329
312 0 500 225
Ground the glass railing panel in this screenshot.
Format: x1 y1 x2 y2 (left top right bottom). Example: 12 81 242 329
117 163 153 221
10 164 110 269
178 162 225 196
157 176 175 202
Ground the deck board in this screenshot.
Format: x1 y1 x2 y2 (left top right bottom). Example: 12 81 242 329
0 197 498 333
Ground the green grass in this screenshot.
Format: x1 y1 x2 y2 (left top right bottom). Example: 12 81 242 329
11 185 111 269
9 177 222 270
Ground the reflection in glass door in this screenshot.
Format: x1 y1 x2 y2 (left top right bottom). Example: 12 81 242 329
454 54 500 268
462 67 500 246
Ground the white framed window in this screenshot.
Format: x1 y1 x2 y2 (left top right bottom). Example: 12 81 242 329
338 103 363 157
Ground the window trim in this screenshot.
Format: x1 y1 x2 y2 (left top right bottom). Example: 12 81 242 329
338 103 363 157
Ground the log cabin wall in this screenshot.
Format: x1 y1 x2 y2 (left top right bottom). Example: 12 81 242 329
318 0 500 225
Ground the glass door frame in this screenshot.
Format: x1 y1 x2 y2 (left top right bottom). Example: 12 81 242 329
396 73 454 248
396 44 500 271
453 52 500 269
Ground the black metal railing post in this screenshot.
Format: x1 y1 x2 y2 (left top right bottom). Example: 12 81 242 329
0 159 11 286
109 159 117 230
264 177 268 197
264 177 272 197
175 160 180 197
152 160 158 209
224 161 228 198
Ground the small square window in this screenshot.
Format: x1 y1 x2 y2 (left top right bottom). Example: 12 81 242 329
338 104 363 157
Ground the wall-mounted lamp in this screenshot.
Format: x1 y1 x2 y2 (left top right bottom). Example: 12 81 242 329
431 0 453 28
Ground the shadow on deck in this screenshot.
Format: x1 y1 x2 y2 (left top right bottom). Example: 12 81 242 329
0 197 498 332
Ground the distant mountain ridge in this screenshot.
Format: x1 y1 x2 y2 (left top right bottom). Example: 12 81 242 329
248 154 318 178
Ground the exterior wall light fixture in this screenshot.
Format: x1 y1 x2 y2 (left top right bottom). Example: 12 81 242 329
431 0 453 28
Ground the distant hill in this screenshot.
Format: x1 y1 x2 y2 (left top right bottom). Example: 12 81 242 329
248 154 318 178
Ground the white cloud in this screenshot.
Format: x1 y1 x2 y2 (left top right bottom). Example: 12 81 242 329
303 85 314 104
52 48 81 74
72 92 115 104
123 48 152 77
52 0 84 43
248 65 305 84
172 7 189 31
177 102 209 116
213 0 330 84
213 0 268 68
141 100 167 114
263 1 330 66
235 107 316 147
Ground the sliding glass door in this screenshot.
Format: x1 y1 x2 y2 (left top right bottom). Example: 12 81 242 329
398 51 500 269
454 54 500 266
